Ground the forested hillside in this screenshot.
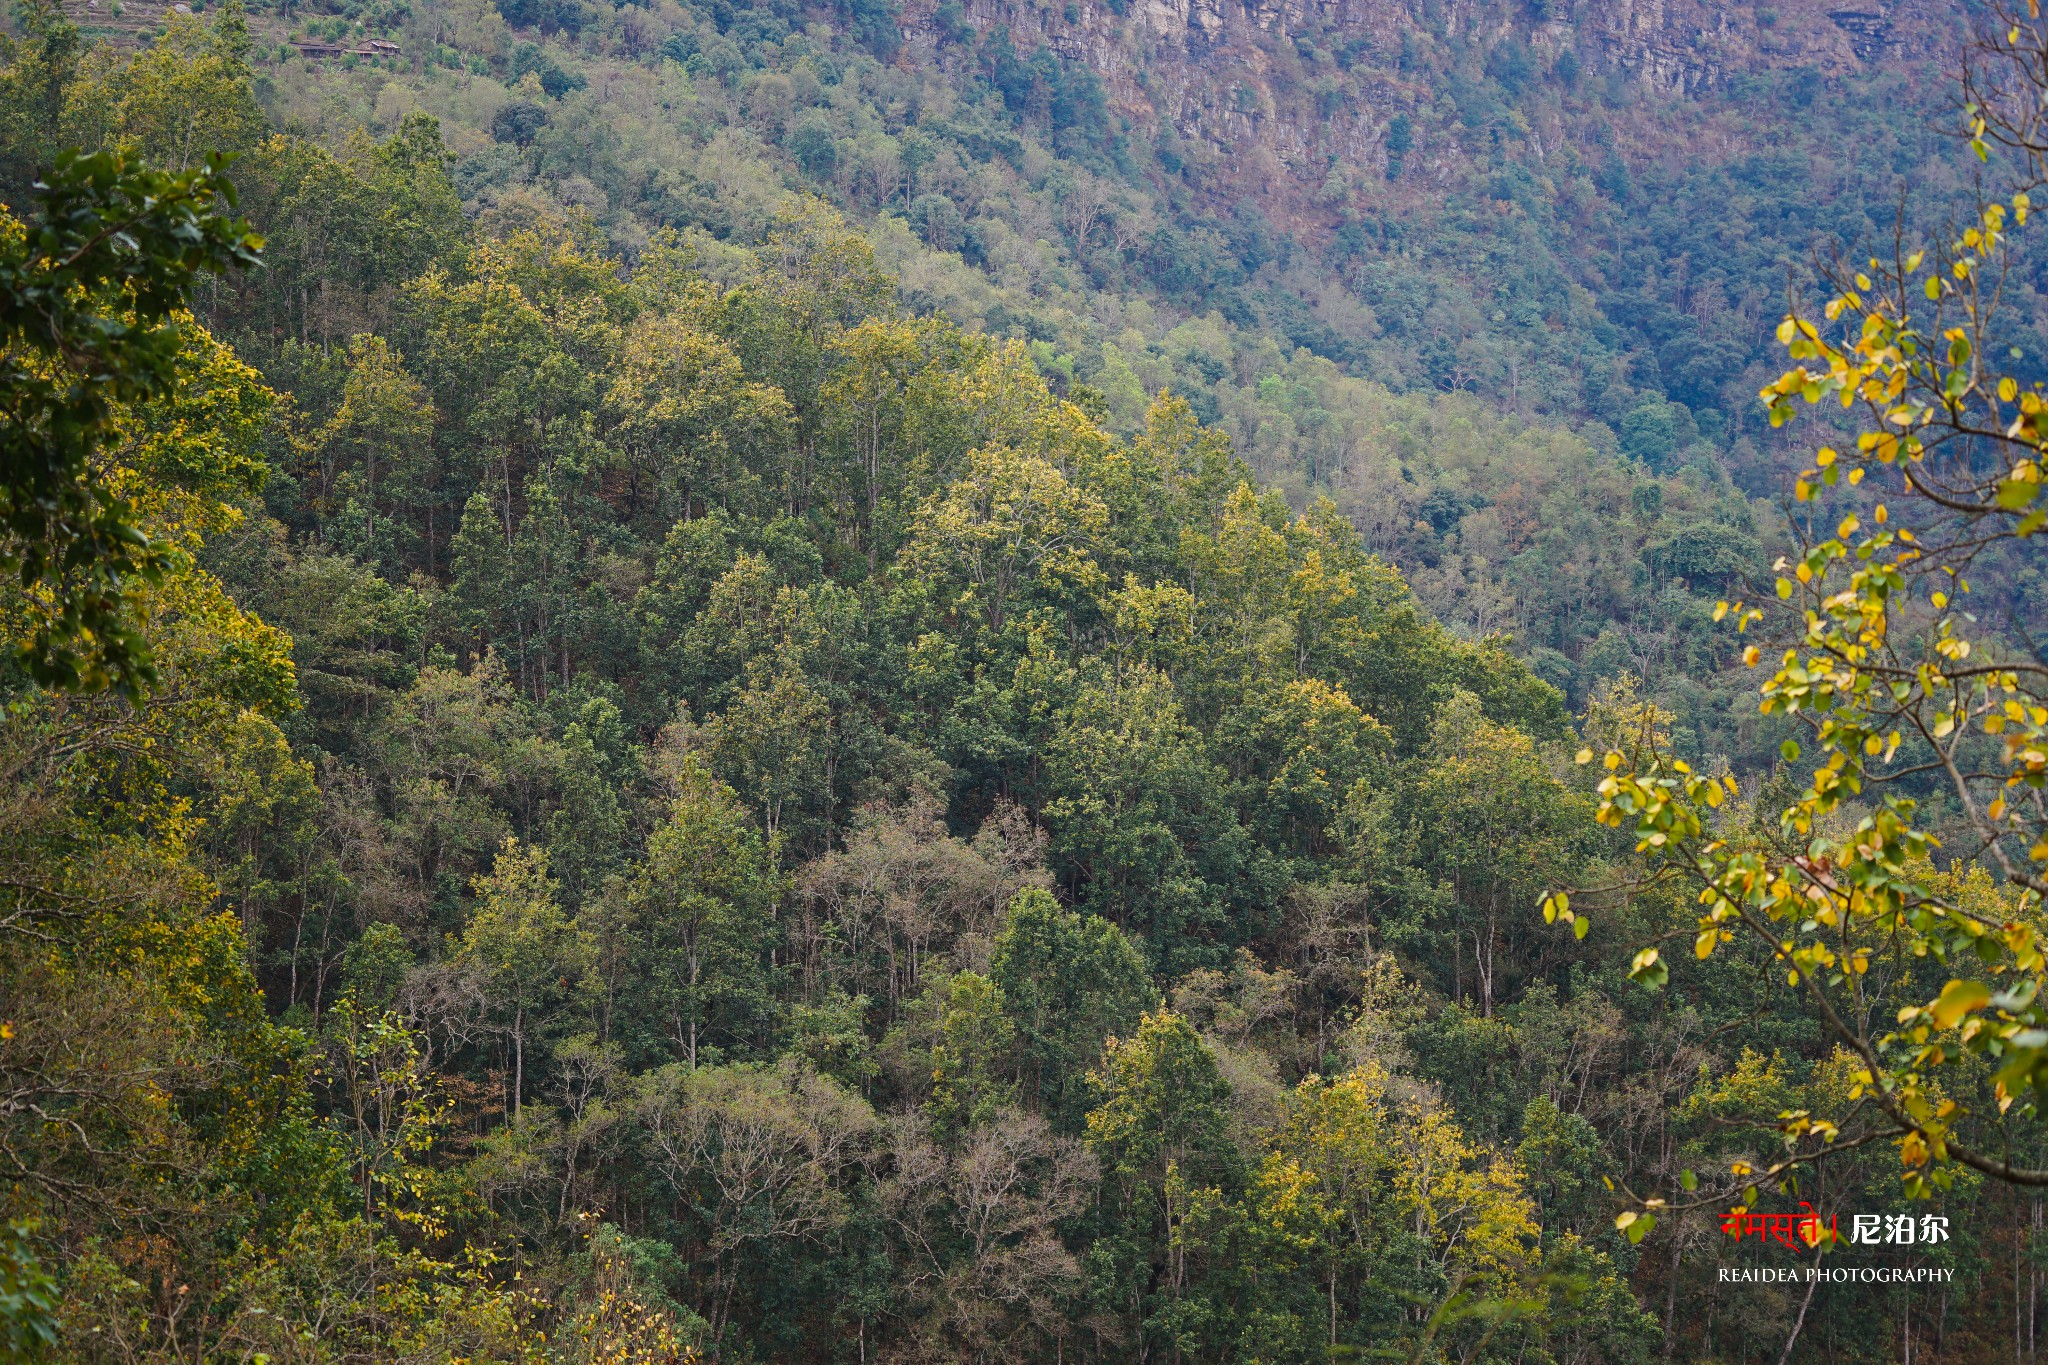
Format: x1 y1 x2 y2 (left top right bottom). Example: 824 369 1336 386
114 0 2017 741
8 0 2048 1361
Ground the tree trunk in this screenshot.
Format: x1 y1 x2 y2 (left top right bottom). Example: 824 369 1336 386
867 417 881 572
1663 1222 1683 1363
513 1003 525 1121
1777 1274 1817 1365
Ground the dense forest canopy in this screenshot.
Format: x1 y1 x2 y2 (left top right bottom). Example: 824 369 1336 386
8 0 2048 1362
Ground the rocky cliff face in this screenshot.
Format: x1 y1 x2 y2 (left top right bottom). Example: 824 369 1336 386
1542 0 1947 88
897 0 1961 230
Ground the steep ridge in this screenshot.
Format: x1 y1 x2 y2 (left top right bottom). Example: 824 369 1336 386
898 0 1963 236
230 0 1998 460
194 0 2027 731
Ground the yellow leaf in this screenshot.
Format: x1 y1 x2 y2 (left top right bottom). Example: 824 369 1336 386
1931 978 1991 1030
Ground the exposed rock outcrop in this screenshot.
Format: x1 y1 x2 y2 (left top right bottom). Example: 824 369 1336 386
901 0 1962 232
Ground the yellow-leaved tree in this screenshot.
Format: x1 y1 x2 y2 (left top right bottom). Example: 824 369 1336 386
1562 1 2048 1227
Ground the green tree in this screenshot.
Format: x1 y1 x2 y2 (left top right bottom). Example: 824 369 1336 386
1087 1009 1241 1191
988 887 1153 1130
1215 677 1391 857
627 755 784 1067
547 697 629 906
0 148 261 694
823 315 950 568
1084 1010 1244 1357
634 1058 875 1341
0 0 79 203
1249 1066 1410 1355
732 197 893 512
925 970 1018 1138
63 5 264 170
318 334 435 572
705 666 831 844
1411 691 1591 1017
455 838 584 1119
1044 667 1275 973
318 996 447 1219
903 439 1108 637
604 312 789 530
0 1220 59 1360
1514 1095 1608 1236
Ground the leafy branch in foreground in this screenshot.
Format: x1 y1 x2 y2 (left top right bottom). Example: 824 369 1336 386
0 146 262 696
1551 1 2048 1215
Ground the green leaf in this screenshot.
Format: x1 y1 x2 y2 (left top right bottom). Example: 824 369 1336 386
1630 947 1668 990
1679 1169 1699 1192
1996 479 2040 511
